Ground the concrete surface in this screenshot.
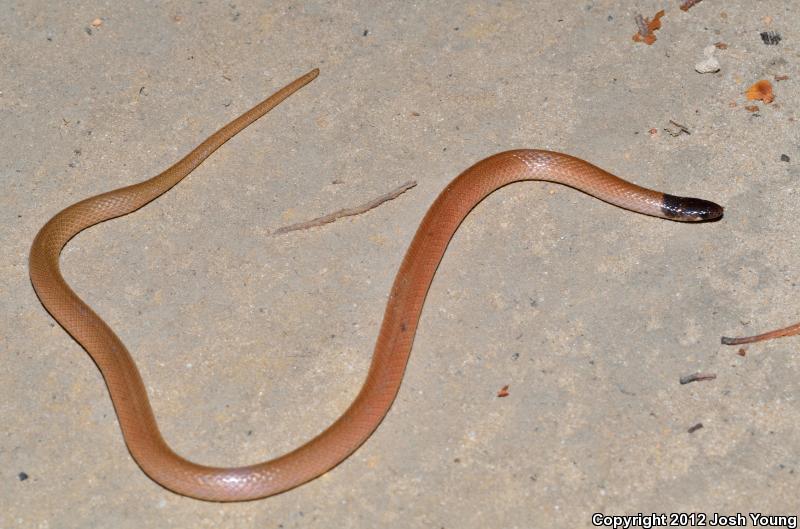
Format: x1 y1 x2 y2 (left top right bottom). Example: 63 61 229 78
2 1 799 527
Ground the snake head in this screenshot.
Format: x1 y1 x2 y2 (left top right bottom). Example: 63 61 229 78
661 194 724 222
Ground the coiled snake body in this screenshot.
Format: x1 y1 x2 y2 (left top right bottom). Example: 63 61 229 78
29 69 723 501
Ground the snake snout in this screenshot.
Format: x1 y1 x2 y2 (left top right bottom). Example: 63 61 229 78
662 194 724 222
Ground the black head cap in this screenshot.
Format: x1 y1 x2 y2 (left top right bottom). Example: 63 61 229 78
661 194 724 221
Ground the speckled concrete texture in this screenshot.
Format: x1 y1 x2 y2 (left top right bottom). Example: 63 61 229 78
2 1 798 527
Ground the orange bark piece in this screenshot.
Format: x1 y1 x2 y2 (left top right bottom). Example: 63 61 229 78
680 0 703 11
746 80 774 104
632 10 665 45
497 385 510 398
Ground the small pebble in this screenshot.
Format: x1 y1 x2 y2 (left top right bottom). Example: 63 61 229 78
780 154 790 162
18 472 29 481
695 45 720 73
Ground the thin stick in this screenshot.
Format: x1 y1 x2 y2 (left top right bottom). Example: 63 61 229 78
721 321 800 345
273 180 417 235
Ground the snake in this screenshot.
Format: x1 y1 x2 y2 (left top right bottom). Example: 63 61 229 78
29 68 724 501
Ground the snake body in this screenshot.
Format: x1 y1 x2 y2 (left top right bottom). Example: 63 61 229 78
29 69 723 501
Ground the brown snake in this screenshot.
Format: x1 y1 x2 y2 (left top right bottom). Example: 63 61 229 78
29 69 724 501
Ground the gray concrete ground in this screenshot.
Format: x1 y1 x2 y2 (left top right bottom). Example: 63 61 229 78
2 1 798 527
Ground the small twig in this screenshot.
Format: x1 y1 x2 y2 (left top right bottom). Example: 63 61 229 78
679 372 717 385
722 320 800 345
669 120 690 133
665 120 691 136
679 0 703 12
273 180 417 235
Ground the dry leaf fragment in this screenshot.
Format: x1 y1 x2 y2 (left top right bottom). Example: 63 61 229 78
746 80 774 104
774 75 789 82
714 42 728 49
632 10 665 45
497 385 510 398
744 105 760 113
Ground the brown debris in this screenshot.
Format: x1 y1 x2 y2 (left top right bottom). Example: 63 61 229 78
680 0 703 12
679 372 717 385
737 347 747 357
744 105 760 113
775 75 789 82
688 423 703 434
497 385 510 398
632 10 665 45
746 80 775 104
760 31 782 45
273 180 417 235
714 42 728 49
